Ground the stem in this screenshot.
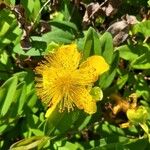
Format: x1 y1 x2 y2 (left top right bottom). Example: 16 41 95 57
33 0 51 26
143 36 149 43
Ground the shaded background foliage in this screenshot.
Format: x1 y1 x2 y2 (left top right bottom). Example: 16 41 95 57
0 0 150 149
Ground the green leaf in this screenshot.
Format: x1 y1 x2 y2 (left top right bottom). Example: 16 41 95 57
81 135 129 149
140 123 150 139
118 44 150 59
127 106 149 124
20 0 41 22
131 51 150 69
117 44 150 69
99 32 113 64
12 72 28 82
82 27 101 59
49 20 78 34
20 112 45 139
12 70 35 94
124 138 149 150
82 135 149 150
94 33 115 89
45 108 80 136
0 76 18 116
90 86 103 101
54 141 84 150
117 45 139 61
43 29 74 45
0 10 21 48
2 82 26 119
10 136 49 150
90 143 124 150
46 42 59 54
117 74 129 89
26 89 38 106
0 50 13 80
13 36 47 56
0 72 35 134
76 114 92 131
10 82 27 116
134 74 150 100
0 50 12 68
148 0 150 6
132 20 150 37
95 122 125 137
0 10 13 37
99 51 119 89
0 124 9 134
60 0 71 21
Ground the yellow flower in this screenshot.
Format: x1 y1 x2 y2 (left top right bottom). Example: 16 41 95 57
35 44 109 115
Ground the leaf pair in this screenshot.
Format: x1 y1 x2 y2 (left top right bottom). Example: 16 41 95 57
0 72 36 134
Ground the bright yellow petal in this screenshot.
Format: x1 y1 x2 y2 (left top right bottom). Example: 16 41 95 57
45 93 63 118
35 65 62 104
72 56 109 85
80 55 109 75
45 104 57 118
72 69 98 85
45 44 81 70
69 87 97 114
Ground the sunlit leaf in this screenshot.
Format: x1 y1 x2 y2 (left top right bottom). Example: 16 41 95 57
99 32 113 64
20 0 41 22
132 20 150 37
45 108 80 136
131 51 150 69
99 51 119 89
10 136 49 150
13 36 47 56
0 76 18 116
82 27 100 59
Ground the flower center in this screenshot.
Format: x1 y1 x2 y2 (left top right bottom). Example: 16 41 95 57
57 72 74 93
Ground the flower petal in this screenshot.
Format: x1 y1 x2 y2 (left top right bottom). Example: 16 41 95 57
72 56 109 85
45 93 63 118
70 87 97 114
80 55 109 75
35 65 62 104
45 44 81 70
72 68 98 85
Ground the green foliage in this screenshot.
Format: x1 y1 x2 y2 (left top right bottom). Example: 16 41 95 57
0 0 150 149
127 106 149 124
13 20 78 56
10 136 50 150
118 44 150 69
132 20 150 37
13 36 47 56
81 27 101 59
98 32 118 89
90 86 103 101
0 9 21 49
0 76 25 133
20 0 41 22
